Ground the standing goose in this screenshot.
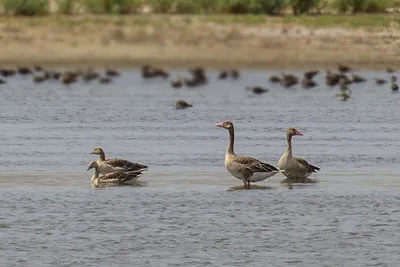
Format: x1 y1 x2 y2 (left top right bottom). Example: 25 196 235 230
87 161 143 187
90 147 148 176
278 128 320 183
216 121 278 189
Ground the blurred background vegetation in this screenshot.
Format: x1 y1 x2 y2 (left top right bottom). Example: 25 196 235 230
0 0 399 16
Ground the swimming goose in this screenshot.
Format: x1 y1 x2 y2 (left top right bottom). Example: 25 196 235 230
174 100 193 109
246 86 269 95
391 76 398 92
278 128 320 183
375 78 387 85
90 147 148 176
87 161 142 186
216 121 278 189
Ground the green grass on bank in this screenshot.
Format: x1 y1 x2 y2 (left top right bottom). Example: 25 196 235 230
202 13 400 28
1 14 398 29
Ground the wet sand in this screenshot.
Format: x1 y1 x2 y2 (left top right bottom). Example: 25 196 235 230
0 15 400 70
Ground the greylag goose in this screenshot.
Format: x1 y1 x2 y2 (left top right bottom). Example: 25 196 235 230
391 76 398 92
246 86 269 95
302 78 317 89
90 147 148 176
174 100 193 109
375 78 387 85
105 68 120 77
218 70 228 79
304 70 319 80
216 121 278 189
278 128 320 183
230 69 240 79
386 67 395 73
338 64 351 73
87 161 143 186
336 79 351 101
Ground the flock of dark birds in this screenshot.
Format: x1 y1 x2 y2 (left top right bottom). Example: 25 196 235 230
144 63 399 108
0 63 397 108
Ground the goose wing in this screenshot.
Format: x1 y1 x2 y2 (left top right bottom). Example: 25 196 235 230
99 170 142 184
233 156 279 173
295 158 320 173
104 158 148 171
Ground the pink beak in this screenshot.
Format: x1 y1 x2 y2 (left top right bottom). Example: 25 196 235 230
295 130 303 136
216 122 224 127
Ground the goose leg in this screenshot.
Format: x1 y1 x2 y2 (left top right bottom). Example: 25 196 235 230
247 180 251 189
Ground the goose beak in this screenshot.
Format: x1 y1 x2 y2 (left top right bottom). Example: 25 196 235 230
216 122 224 127
295 130 303 136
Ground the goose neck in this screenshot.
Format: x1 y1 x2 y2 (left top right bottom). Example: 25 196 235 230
227 127 235 155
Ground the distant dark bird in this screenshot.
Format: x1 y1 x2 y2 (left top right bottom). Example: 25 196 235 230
218 70 228 79
34 65 43 72
351 74 366 83
281 73 298 88
171 77 183 88
391 76 398 92
184 67 208 87
51 71 61 80
82 68 99 82
386 67 395 73
269 75 281 83
302 78 317 89
325 70 340 87
0 69 15 77
17 66 32 75
304 70 319 80
246 86 269 95
230 69 240 79
142 65 169 79
105 68 120 77
375 78 387 85
60 72 78 85
174 100 193 110
338 64 351 73
99 76 112 84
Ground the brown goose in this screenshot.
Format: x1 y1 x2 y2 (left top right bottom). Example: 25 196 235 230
216 121 278 189
338 64 351 73
304 70 319 80
302 78 317 89
174 100 193 109
278 128 320 183
90 147 148 176
246 86 269 95
87 161 143 187
391 76 398 92
375 78 387 85
269 75 281 83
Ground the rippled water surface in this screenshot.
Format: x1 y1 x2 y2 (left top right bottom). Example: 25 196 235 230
0 69 399 266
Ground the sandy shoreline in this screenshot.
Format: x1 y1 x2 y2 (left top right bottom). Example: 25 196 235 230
1 15 400 70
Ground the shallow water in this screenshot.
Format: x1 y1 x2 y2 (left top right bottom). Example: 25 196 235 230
0 69 399 266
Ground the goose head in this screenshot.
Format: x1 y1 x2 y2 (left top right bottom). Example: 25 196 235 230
286 128 303 138
86 160 99 171
216 120 234 130
90 147 104 155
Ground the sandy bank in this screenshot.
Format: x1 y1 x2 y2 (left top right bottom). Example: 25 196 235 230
0 15 399 70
